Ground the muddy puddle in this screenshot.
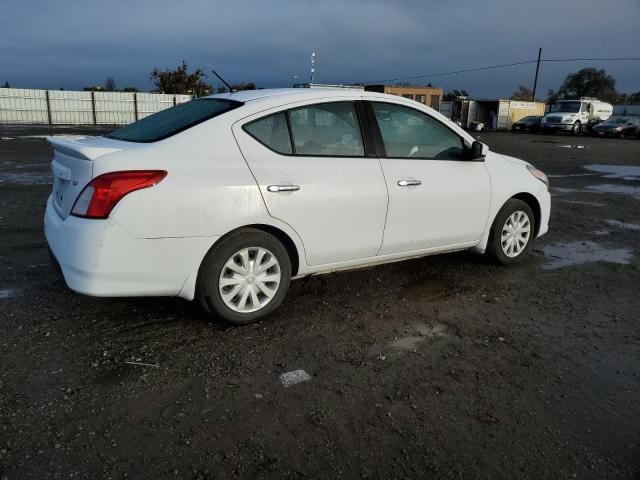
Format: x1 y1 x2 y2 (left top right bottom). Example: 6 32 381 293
538 241 633 270
605 219 640 231
0 289 16 299
584 165 640 181
586 184 640 199
0 172 52 185
389 323 450 352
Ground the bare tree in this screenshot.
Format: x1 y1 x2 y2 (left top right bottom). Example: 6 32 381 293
2 81 10 88
510 85 534 101
104 77 117 91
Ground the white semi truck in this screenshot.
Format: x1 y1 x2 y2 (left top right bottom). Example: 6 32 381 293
541 98 613 135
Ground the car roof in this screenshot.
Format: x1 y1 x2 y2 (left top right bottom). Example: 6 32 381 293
206 87 381 103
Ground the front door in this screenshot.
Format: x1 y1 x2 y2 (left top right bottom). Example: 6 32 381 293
367 101 491 255
234 101 388 266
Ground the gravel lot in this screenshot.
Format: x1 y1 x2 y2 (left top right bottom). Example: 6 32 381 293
1 125 639 479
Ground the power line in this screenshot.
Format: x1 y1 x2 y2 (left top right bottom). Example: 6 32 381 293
363 60 537 85
361 56 640 85
542 57 640 62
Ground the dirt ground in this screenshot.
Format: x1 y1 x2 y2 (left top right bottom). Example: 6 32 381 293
1 125 639 479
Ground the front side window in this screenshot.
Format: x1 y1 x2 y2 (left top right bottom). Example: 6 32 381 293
106 98 241 143
371 102 465 160
243 112 292 154
288 102 364 157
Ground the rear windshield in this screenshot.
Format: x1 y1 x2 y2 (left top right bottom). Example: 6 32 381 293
105 98 242 143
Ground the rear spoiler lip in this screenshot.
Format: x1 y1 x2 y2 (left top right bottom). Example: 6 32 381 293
47 135 124 161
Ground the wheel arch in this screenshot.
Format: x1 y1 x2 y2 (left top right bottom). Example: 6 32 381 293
472 191 542 254
244 223 300 276
178 223 304 301
510 192 541 237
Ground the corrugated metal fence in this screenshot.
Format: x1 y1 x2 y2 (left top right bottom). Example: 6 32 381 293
0 88 192 125
613 104 640 117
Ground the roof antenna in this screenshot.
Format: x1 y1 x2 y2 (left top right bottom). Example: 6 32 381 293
211 69 234 92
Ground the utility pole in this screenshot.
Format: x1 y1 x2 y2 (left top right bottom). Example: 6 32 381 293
310 52 316 84
532 47 542 101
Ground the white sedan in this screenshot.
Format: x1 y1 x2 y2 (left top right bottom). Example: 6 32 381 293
45 88 550 323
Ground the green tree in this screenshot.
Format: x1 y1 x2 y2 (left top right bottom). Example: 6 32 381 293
150 61 212 96
554 68 617 102
122 86 139 92
510 85 534 101
2 81 10 88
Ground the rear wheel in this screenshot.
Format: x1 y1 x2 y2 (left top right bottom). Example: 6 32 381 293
486 199 535 265
197 229 291 324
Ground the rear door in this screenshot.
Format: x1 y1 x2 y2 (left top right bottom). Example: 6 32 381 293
233 100 388 266
366 100 491 255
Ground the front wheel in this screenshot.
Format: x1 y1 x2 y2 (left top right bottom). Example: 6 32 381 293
486 199 535 265
197 229 291 324
572 121 582 136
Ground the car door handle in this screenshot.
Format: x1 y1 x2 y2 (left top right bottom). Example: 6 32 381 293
397 179 422 187
267 184 300 193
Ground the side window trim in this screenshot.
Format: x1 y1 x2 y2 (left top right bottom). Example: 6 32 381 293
363 100 469 161
286 101 366 158
242 111 294 155
243 100 371 158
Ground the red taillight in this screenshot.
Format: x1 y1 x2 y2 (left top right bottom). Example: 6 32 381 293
71 170 167 219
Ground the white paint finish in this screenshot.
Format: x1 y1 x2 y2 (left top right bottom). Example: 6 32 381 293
378 158 490 254
43 88 551 301
584 164 640 180
44 197 217 299
540 241 633 270
233 98 387 266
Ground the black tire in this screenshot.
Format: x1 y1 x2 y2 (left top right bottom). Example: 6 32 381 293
197 228 291 324
486 199 536 265
572 121 582 136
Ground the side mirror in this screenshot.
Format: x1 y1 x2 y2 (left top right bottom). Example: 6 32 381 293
468 141 486 161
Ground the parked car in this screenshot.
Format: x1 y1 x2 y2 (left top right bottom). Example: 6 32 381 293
45 88 551 324
511 115 543 133
591 116 640 138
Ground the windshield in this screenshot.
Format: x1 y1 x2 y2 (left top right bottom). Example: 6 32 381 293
549 102 581 113
520 116 540 122
106 98 242 143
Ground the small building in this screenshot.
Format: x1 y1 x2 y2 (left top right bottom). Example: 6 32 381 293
364 85 444 110
439 99 546 130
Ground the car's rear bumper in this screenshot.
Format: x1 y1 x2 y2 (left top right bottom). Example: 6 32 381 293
44 196 218 300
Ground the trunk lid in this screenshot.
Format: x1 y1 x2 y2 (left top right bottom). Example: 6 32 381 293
48 136 126 218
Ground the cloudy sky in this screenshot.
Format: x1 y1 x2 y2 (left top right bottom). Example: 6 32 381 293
1 0 639 98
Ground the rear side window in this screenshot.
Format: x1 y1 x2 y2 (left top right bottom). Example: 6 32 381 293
106 98 242 143
288 102 364 157
243 112 292 154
